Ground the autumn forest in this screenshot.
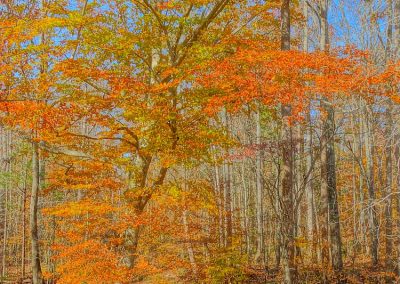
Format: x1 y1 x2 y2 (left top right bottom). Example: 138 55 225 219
0 0 400 283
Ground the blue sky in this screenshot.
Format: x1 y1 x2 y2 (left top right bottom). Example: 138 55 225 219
329 0 389 49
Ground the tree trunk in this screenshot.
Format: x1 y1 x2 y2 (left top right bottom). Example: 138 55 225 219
305 110 316 263
280 1 296 282
384 1 394 269
384 87 393 268
362 104 379 266
318 0 330 270
1 162 9 278
30 141 42 284
319 0 343 271
393 0 400 275
302 0 318 264
394 0 400 58
223 110 233 248
254 106 265 264
1 130 8 280
21 172 27 280
323 100 343 271
320 128 330 270
183 210 198 279
240 161 251 255
395 134 400 275
224 159 233 248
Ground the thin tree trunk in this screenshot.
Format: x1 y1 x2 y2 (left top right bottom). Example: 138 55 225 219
254 106 265 265
394 0 400 58
384 105 393 268
302 0 316 264
21 168 27 280
357 98 367 253
30 141 42 284
305 110 316 263
224 160 233 248
320 124 330 269
240 161 251 256
0 129 9 280
223 111 233 248
393 0 400 275
183 168 198 279
275 175 281 270
395 134 400 275
362 104 379 266
183 210 198 279
318 0 330 270
1 137 8 280
350 97 360 263
213 156 224 248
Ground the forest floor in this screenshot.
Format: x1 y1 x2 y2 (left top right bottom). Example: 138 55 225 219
1 263 397 283
246 263 397 283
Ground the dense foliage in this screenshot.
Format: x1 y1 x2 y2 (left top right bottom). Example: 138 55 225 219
0 0 399 283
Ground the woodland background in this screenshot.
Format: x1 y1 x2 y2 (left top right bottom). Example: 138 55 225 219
0 0 400 283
